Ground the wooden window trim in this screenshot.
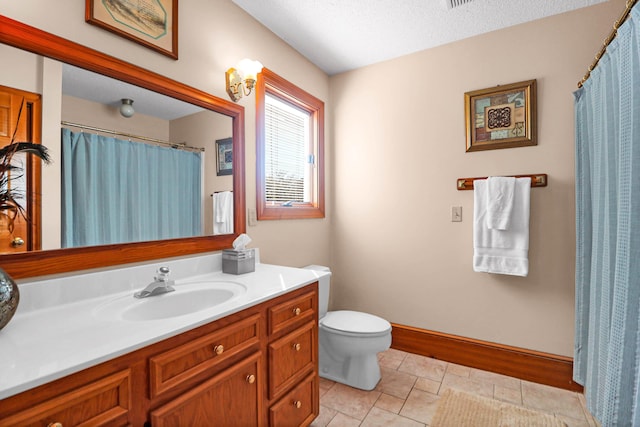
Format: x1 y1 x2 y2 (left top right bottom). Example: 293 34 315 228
256 68 325 220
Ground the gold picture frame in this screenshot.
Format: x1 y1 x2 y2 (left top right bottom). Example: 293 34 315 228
86 0 178 59
464 79 537 152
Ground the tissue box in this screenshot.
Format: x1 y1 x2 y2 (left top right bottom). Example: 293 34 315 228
222 249 255 274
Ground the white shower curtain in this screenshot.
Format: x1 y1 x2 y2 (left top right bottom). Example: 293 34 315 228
573 4 640 426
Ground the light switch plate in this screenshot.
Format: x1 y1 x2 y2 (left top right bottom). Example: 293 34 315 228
248 208 257 226
451 206 462 222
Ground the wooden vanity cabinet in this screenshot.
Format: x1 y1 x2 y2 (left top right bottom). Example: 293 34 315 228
267 289 319 427
0 282 319 427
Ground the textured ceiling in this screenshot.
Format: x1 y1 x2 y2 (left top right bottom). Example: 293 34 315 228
232 0 609 75
63 0 609 117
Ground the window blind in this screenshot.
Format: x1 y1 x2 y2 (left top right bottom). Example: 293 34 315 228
265 94 309 203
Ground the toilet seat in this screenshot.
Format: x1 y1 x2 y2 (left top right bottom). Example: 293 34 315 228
320 310 391 337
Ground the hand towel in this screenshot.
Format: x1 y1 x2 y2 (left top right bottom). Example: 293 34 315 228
213 191 234 235
473 177 531 277
486 176 516 230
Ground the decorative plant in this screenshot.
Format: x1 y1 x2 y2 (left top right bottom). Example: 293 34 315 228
1 99 51 233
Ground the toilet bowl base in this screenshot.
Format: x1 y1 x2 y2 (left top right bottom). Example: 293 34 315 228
318 332 390 391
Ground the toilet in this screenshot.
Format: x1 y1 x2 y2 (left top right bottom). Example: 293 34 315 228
304 265 391 391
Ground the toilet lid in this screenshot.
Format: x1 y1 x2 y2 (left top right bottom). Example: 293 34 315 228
321 310 391 334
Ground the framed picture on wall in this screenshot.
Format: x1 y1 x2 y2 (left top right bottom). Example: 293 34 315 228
216 137 233 176
464 79 537 152
85 0 178 59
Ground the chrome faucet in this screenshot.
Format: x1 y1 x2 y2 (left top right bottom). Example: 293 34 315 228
134 267 176 298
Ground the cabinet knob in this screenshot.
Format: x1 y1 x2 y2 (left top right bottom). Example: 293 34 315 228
47 423 63 427
293 343 301 351
246 374 256 384
214 344 224 355
293 400 302 409
293 307 301 316
11 237 24 247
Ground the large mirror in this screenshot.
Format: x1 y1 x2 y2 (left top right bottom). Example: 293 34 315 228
0 16 246 279
59 64 235 246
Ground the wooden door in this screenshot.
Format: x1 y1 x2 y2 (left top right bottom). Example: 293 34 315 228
0 85 43 253
150 352 262 427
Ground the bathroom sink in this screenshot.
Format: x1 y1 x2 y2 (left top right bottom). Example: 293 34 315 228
93 281 246 321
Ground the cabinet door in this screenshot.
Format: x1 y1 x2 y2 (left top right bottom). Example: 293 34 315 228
268 321 316 399
150 352 261 427
0 370 130 427
269 373 317 427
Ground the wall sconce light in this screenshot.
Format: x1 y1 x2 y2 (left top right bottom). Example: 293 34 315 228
119 98 135 118
225 59 263 102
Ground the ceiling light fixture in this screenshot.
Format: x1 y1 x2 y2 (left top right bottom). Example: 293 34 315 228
119 98 135 118
225 59 263 102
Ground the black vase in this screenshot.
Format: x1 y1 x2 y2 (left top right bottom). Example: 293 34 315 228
0 267 19 331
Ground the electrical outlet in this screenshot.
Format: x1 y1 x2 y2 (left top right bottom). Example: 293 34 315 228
451 206 462 222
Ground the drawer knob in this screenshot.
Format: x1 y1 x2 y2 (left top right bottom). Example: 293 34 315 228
293 307 302 316
214 344 224 355
293 400 302 409
48 423 63 427
293 343 301 351
246 374 256 384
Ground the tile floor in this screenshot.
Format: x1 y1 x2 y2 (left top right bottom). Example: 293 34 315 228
311 348 599 427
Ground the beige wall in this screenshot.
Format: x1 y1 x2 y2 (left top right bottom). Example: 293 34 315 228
329 0 623 357
170 110 233 235
1 0 626 356
62 96 171 140
0 0 332 267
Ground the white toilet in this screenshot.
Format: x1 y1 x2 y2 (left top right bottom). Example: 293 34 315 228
304 265 392 391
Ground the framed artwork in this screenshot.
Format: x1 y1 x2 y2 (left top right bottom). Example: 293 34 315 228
85 0 178 59
216 138 233 176
464 79 537 152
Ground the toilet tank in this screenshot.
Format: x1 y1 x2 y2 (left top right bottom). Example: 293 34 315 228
303 265 331 318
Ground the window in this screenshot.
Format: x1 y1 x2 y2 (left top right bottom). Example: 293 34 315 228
256 68 325 220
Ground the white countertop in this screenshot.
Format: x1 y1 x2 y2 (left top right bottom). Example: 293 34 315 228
0 258 325 400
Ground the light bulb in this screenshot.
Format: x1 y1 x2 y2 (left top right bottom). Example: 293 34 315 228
238 59 263 82
120 98 135 118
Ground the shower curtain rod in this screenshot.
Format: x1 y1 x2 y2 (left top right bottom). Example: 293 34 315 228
578 0 639 88
61 121 204 153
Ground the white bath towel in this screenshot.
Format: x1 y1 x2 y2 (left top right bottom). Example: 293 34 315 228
486 176 516 230
213 191 234 235
473 177 531 277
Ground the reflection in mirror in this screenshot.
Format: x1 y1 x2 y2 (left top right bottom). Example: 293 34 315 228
0 15 245 278
58 64 234 250
2 52 235 253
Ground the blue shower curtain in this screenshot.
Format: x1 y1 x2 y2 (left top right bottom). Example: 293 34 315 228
574 5 640 426
62 129 202 247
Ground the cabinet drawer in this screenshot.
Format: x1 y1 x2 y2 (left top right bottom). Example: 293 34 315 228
151 352 261 427
268 289 316 336
149 313 260 398
0 370 130 427
269 373 318 427
268 321 316 399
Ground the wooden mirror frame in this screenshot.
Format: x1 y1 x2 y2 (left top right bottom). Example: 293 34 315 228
0 16 246 279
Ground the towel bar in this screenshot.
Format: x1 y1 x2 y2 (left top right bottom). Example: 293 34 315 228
456 174 547 190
